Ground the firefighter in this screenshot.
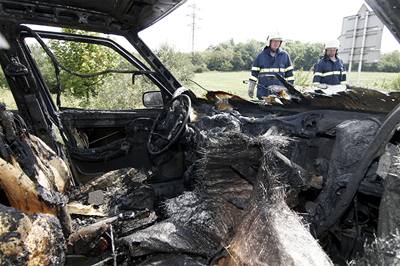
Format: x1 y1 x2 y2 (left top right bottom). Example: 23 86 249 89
312 40 346 89
248 33 294 99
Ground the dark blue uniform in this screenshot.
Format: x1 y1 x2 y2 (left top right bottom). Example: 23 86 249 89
313 56 346 86
249 47 294 99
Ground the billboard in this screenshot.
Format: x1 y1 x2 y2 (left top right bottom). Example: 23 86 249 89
338 4 384 71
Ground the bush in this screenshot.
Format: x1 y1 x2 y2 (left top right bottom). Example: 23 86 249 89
88 74 149 109
294 69 312 87
156 44 195 84
204 49 234 71
378 51 400 73
191 52 208 73
385 74 400 91
193 65 208 73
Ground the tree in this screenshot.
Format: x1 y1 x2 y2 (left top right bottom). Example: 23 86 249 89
204 40 236 71
378 51 400 72
205 49 234 71
191 52 208 73
156 43 195 83
284 41 324 71
199 39 324 72
48 29 120 104
29 43 57 90
237 40 264 70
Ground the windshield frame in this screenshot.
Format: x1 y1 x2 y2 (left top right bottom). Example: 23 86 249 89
19 27 175 110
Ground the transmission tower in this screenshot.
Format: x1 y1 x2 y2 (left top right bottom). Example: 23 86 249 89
188 3 200 57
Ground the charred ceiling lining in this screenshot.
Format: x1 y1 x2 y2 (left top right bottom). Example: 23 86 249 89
0 0 185 33
366 0 400 43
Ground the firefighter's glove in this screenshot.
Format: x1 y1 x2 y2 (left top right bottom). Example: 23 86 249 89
315 83 327 89
248 80 256 98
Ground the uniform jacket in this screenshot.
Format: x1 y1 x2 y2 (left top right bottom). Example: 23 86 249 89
313 56 347 86
249 47 294 98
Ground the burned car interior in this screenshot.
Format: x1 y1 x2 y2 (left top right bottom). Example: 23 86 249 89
0 0 400 265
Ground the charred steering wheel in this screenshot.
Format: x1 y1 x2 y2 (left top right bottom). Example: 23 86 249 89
147 94 191 155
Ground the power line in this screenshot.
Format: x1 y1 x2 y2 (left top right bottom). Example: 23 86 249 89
187 3 200 57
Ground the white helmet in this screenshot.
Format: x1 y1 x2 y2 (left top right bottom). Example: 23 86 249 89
267 32 283 43
325 40 340 49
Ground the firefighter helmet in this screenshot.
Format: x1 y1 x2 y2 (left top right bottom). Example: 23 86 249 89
325 40 340 49
267 32 283 42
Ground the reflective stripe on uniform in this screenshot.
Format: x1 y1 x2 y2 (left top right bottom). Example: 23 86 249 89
285 76 295 81
313 82 321 85
251 67 261 71
340 81 347 84
260 68 285 73
249 76 258 82
314 71 342 77
284 65 293 72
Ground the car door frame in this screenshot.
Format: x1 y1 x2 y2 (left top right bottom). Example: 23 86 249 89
14 26 182 183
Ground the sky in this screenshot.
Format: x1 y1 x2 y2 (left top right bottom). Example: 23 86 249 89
139 0 400 53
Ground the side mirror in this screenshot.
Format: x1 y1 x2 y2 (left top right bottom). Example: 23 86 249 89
143 91 163 108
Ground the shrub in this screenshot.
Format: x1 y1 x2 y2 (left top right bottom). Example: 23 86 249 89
294 69 312 87
385 74 400 91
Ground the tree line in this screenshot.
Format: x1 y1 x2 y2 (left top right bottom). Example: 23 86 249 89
189 39 400 73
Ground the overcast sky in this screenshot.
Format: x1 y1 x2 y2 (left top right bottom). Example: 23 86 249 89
139 0 400 53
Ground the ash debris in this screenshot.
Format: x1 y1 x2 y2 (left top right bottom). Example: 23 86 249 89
0 102 399 265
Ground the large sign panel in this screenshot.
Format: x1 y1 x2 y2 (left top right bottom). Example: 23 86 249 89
338 4 384 71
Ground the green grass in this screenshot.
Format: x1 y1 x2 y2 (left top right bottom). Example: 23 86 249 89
190 71 250 98
191 71 400 99
347 72 397 89
1 71 399 110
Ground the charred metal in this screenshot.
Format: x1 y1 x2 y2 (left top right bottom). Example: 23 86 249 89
0 0 400 265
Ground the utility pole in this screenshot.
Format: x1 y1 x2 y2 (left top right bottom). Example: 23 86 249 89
348 15 359 73
357 10 369 84
188 3 200 58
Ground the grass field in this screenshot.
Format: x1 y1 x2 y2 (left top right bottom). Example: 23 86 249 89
191 71 399 99
1 71 399 109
